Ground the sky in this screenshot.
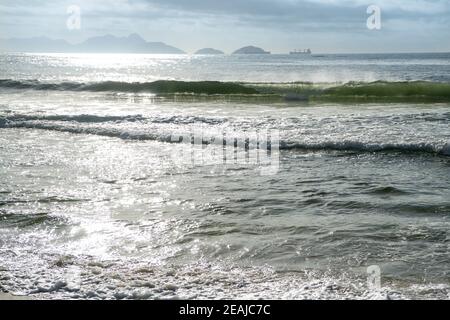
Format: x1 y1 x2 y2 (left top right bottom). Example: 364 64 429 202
0 0 449 53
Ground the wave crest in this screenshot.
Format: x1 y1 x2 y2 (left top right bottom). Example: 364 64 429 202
1 117 448 157
1 79 450 102
0 79 258 95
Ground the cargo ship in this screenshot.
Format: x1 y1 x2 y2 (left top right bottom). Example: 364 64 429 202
290 49 312 55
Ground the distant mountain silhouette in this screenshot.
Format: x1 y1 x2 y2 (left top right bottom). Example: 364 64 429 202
0 33 185 54
233 46 270 54
194 48 224 55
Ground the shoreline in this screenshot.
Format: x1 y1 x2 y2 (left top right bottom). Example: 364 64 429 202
0 292 32 300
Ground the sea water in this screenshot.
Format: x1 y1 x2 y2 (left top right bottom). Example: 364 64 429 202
0 53 449 299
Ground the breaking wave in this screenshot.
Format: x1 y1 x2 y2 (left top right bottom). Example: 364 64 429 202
281 141 449 156
1 116 449 156
1 79 450 102
0 79 258 95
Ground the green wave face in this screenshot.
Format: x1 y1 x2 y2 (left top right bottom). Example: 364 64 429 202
85 80 259 95
317 81 450 103
248 81 450 103
1 79 450 102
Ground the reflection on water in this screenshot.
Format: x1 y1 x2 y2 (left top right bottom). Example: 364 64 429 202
0 53 449 299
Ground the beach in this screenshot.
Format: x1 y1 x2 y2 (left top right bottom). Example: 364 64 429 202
0 292 31 300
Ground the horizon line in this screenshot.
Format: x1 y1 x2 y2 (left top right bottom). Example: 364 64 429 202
2 34 449 55
1 50 450 55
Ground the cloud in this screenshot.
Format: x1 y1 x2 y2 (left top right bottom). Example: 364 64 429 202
0 0 449 52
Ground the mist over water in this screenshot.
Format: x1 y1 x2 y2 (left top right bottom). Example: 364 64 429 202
0 53 449 300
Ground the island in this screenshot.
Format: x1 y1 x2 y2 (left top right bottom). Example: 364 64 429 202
232 46 270 54
194 48 224 55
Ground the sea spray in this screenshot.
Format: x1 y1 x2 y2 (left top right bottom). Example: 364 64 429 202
1 79 450 102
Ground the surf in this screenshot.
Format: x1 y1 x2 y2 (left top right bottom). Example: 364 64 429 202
1 117 449 157
1 79 450 103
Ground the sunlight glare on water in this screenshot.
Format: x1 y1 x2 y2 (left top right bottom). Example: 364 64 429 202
0 53 449 300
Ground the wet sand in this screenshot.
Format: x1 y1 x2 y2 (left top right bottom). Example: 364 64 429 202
0 292 31 300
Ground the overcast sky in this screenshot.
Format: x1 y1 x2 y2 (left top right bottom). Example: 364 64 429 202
0 0 449 53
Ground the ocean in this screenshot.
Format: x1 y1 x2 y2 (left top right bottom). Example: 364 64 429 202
0 52 449 300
